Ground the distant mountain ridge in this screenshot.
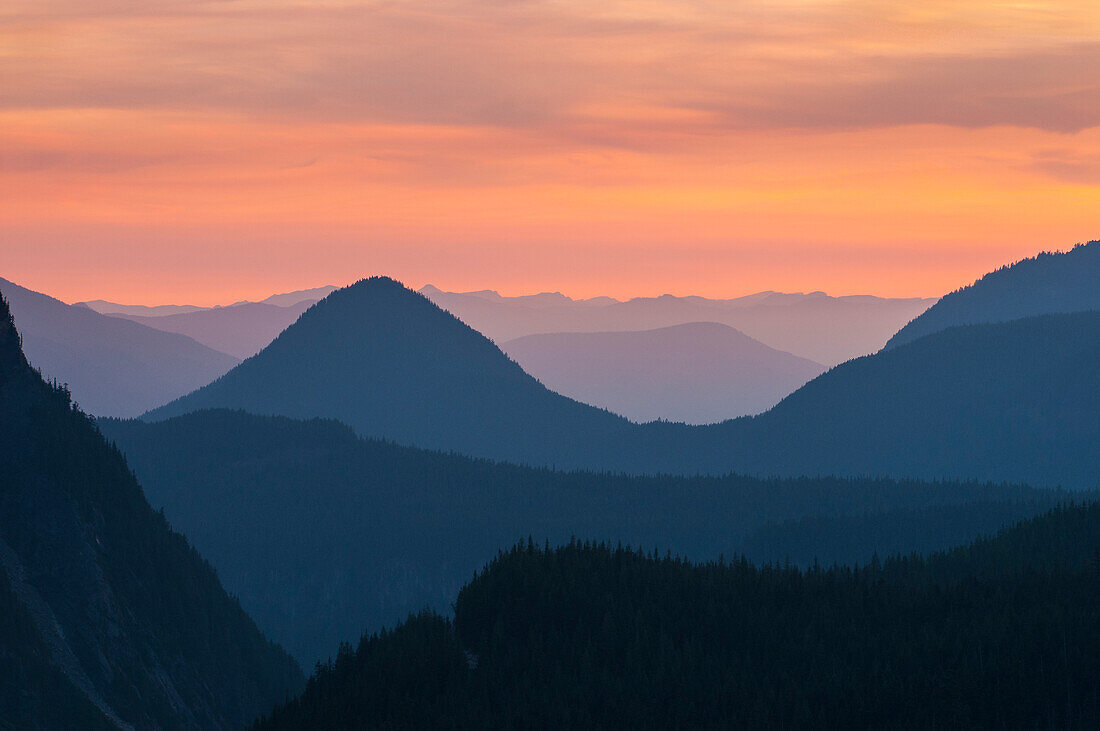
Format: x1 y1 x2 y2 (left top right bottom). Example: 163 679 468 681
0 277 239 417
421 285 936 366
886 240 1100 348
78 285 338 317
108 300 317 359
0 294 302 728
501 322 824 423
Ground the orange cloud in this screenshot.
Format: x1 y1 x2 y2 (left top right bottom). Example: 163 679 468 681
1 1 1099 303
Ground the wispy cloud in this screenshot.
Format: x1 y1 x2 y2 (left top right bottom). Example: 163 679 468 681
2 0 1099 303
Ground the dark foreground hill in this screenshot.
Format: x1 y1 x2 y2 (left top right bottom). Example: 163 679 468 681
101 409 1071 666
0 277 239 417
500 322 824 423
886 240 1100 348
0 297 302 728
256 503 1100 729
144 277 639 466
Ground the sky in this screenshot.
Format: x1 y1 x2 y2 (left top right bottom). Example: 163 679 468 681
2 0 1100 305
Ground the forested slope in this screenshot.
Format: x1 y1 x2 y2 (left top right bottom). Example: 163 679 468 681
0 295 302 728
102 408 1072 666
257 502 1100 729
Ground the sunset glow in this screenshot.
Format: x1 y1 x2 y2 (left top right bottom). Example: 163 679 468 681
3 0 1100 303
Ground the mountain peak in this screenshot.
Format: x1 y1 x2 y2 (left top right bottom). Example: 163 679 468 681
143 275 633 466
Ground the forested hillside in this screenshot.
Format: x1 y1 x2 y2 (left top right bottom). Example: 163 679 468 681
886 240 1100 348
256 503 1100 729
101 408 1072 666
700 311 1100 489
0 295 302 728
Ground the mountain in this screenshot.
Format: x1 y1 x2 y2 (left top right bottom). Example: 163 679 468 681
144 277 640 466
501 322 825 423
258 286 338 308
256 504 1100 729
421 285 936 366
701 311 1100 489
78 285 338 318
0 277 239 417
108 301 316 359
145 275 1098 488
74 300 207 317
886 240 1100 348
0 295 302 728
100 408 1068 666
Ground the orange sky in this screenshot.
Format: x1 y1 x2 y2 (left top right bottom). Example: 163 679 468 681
3 0 1100 304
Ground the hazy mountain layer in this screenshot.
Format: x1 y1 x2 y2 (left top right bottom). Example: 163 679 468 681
0 295 302 728
502 322 824 423
886 240 1100 348
0 277 239 417
422 284 935 366
109 300 316 359
102 408 1069 665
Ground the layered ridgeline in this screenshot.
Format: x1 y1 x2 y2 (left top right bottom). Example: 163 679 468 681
145 277 639 466
101 409 1071 666
256 504 1100 729
143 276 1099 488
107 300 318 360
422 285 935 366
886 240 1100 348
0 277 238 417
500 322 824 423
0 297 302 728
92 287 338 360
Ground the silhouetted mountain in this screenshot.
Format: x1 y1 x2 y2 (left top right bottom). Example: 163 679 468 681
703 311 1100 489
144 277 640 465
100 408 1068 666
109 300 316 359
422 285 935 366
886 240 1100 348
256 503 1100 729
145 276 1098 488
0 277 239 417
0 296 302 728
501 322 824 423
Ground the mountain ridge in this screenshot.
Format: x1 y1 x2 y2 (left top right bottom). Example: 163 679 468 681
501 322 824 423
885 240 1100 348
0 276 239 417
